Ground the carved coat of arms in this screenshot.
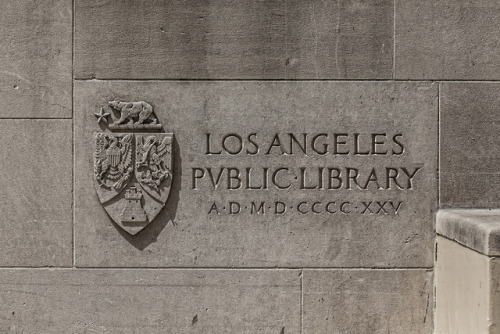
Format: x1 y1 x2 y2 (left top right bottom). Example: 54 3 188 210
93 100 172 235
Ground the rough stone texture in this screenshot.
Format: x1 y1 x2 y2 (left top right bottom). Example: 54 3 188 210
0 120 72 266
489 257 500 334
440 83 500 208
303 269 433 334
0 269 300 333
437 209 500 256
74 81 437 268
396 0 500 80
74 0 393 80
0 0 72 118
434 236 500 334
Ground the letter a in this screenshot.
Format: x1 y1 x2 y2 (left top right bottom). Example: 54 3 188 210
208 202 220 214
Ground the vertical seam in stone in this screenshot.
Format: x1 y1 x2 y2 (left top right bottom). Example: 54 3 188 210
393 0 396 79
300 269 303 334
72 0 76 268
437 82 441 209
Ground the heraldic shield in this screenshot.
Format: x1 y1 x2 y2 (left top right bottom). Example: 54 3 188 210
93 133 173 235
93 101 172 235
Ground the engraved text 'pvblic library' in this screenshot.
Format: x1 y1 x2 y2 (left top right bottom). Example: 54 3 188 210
192 132 422 216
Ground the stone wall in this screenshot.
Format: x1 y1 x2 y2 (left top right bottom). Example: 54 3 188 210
1 1 498 333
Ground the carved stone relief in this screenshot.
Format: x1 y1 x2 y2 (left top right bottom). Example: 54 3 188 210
93 101 172 235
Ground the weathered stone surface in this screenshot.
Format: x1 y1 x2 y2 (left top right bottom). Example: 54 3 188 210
0 0 72 118
490 257 500 333
0 120 72 266
74 0 393 79
74 81 437 267
0 269 300 333
435 236 498 334
303 269 433 334
437 209 500 256
440 83 500 208
396 0 500 80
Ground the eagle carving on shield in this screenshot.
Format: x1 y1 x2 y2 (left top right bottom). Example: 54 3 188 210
94 134 133 191
93 101 173 235
136 136 171 190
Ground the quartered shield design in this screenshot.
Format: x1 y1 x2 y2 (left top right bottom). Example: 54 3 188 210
93 132 173 235
94 133 134 203
135 134 173 202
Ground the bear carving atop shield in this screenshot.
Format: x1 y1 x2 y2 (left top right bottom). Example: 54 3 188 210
93 101 172 235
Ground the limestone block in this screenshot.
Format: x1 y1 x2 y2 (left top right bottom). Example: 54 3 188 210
0 0 72 118
489 257 500 333
74 0 393 79
396 0 500 80
74 81 437 268
0 269 300 333
303 269 433 334
434 236 500 334
440 83 500 208
437 209 500 256
0 120 72 266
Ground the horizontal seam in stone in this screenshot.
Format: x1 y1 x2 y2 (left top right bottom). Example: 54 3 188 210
0 267 434 271
72 78 500 83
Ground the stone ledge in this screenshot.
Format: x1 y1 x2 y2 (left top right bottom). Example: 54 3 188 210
437 209 500 256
